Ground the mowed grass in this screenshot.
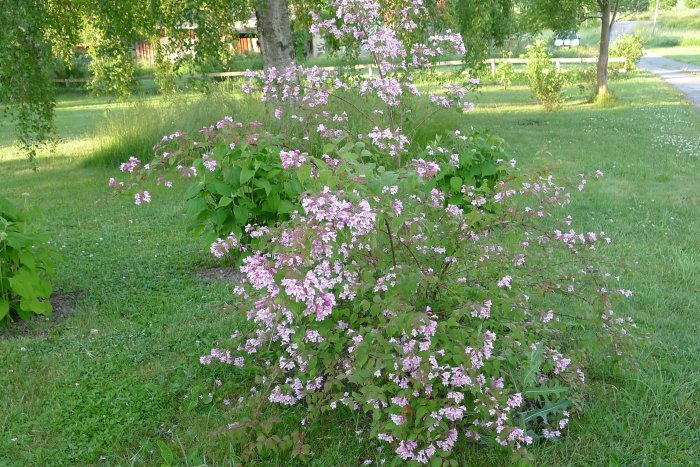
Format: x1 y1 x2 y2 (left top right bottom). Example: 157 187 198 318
1 74 699 465
648 45 700 66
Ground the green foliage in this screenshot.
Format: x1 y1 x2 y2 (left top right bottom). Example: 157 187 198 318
496 53 517 90
646 35 681 47
0 0 79 165
610 34 645 71
293 30 311 60
0 195 55 325
178 135 309 243
51 53 91 80
686 0 700 8
429 130 509 200
659 0 678 9
449 0 517 68
0 0 264 164
524 41 567 112
110 119 320 247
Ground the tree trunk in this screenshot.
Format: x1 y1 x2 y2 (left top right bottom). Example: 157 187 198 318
255 0 295 71
597 1 611 96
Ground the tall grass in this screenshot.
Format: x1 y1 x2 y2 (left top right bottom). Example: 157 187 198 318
84 84 264 167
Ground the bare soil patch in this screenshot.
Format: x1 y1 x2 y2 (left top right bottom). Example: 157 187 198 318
197 266 243 283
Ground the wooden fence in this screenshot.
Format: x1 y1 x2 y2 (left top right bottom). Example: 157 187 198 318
52 57 627 86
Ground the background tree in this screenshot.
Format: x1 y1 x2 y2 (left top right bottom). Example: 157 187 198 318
521 0 649 96
449 0 517 68
256 0 296 70
0 0 80 165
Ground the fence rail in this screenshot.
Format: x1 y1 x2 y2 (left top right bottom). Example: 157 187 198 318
52 57 627 85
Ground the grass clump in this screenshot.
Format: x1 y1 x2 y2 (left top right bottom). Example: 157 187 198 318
85 86 263 167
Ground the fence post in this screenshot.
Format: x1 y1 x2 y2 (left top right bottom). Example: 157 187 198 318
555 59 561 71
490 59 496 77
367 64 372 77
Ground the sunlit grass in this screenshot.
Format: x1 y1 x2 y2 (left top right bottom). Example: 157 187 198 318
647 45 700 65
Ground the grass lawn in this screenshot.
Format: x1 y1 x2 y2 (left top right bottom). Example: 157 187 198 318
1 74 699 465
648 46 700 66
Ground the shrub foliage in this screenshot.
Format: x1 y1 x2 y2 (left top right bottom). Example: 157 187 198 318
0 195 55 324
525 41 567 112
610 34 645 71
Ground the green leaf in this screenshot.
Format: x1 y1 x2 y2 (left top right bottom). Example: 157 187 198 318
254 178 272 195
8 267 42 299
240 168 256 185
277 200 296 214
218 197 233 207
521 399 571 425
297 164 312 184
523 386 568 398
233 205 249 223
519 344 544 389
0 300 9 321
20 296 52 316
415 405 430 427
450 176 463 192
17 250 37 270
157 440 175 466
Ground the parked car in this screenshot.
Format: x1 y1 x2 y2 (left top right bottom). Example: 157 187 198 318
554 32 580 48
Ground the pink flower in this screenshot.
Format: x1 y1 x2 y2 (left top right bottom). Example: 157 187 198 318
280 149 308 169
134 190 151 206
497 275 512 289
412 159 440 178
202 154 217 171
120 156 140 173
390 413 407 426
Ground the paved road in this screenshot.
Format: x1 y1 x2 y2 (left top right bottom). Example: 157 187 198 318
639 54 700 110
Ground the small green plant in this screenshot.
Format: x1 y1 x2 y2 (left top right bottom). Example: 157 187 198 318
496 53 516 90
610 34 645 71
525 41 567 112
0 195 55 324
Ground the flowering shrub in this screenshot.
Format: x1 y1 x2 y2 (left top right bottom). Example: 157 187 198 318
202 157 633 463
525 41 567 112
109 0 635 462
196 5 632 461
0 194 55 324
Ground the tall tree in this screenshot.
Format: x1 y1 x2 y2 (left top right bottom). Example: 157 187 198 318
521 0 648 96
256 0 296 70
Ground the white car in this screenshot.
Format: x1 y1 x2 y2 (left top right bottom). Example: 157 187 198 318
554 32 580 48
